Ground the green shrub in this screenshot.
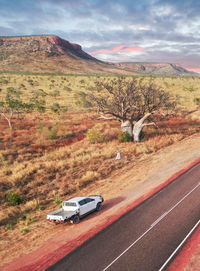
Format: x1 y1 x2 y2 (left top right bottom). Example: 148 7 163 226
50 103 61 114
7 191 22 206
184 86 196 92
61 106 68 113
74 91 92 109
50 90 60 97
48 128 57 140
28 217 37 223
139 130 146 141
63 86 72 92
5 224 13 230
54 198 62 205
35 204 40 210
21 227 29 233
86 129 104 144
118 132 132 142
22 215 27 221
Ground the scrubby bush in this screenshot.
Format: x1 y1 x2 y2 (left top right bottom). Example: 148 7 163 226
21 227 29 233
50 90 60 97
118 132 132 142
86 129 101 143
54 198 62 205
86 129 108 143
48 128 57 140
5 224 13 230
63 86 72 92
28 217 37 223
7 191 22 206
74 91 92 109
50 103 61 114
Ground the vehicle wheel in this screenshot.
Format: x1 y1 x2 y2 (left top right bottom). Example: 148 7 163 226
96 203 102 211
71 215 80 224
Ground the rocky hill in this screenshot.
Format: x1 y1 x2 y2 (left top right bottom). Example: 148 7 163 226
0 35 127 74
0 35 198 76
115 62 197 76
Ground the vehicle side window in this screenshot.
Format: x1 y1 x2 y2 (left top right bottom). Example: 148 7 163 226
85 198 95 203
79 199 86 206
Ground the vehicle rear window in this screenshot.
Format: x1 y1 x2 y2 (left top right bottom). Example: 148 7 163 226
64 202 77 207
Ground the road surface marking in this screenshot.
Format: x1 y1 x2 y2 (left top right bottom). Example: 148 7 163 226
158 218 200 271
151 182 200 227
102 182 200 271
151 212 168 227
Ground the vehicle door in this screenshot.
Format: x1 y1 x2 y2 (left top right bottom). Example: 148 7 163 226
84 198 96 211
78 199 89 216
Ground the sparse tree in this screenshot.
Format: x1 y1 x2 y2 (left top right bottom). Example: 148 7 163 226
0 88 31 130
30 91 46 114
88 77 175 142
0 88 47 130
75 91 92 109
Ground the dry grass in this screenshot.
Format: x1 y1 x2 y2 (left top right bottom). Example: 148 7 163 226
0 109 200 228
0 73 200 259
0 73 200 111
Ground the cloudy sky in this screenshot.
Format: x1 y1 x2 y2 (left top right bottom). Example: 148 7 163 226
0 0 200 72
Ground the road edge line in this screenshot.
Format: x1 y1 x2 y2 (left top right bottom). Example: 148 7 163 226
159 219 200 271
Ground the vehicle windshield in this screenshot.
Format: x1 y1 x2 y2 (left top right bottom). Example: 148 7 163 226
64 202 77 207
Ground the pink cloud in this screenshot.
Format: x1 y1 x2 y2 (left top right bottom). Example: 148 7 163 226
90 45 144 55
186 67 200 73
122 47 144 52
112 45 125 52
90 48 110 54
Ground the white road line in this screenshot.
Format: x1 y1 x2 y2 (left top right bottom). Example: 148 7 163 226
158 218 200 271
151 212 168 227
151 182 200 227
102 182 200 271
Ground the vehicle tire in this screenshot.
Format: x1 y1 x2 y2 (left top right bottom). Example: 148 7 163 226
96 203 102 211
71 215 80 224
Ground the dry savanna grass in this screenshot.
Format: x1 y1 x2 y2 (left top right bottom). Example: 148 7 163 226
0 73 200 237
0 73 200 110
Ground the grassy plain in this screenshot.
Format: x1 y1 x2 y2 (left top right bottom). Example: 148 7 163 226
0 73 200 262
0 73 200 109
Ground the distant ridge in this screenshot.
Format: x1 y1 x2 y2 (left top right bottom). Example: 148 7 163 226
0 35 129 75
0 35 198 76
115 62 198 76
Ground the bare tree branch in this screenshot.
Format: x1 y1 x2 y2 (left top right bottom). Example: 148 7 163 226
142 122 158 128
97 115 118 120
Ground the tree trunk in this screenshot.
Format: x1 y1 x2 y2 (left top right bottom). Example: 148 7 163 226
1 112 13 130
133 123 142 142
121 120 133 140
7 118 12 130
133 113 152 142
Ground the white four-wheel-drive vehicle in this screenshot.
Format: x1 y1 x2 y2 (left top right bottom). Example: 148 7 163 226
47 195 104 224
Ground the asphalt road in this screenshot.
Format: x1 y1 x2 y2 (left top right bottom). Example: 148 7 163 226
47 162 200 271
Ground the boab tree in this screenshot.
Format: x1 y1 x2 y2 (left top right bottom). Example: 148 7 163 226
88 77 175 142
